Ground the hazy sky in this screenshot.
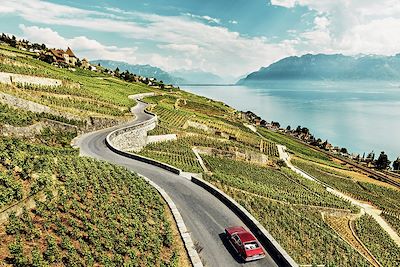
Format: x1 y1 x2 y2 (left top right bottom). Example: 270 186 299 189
1 0 399 78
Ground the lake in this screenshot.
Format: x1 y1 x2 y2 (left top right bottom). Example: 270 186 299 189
183 81 400 162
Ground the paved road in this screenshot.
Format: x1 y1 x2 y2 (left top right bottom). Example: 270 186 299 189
75 100 278 267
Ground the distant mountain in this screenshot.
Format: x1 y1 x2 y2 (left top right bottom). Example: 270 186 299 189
91 60 185 85
171 69 225 84
238 54 400 84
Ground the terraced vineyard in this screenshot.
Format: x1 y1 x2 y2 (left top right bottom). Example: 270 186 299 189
355 215 400 266
151 105 192 128
198 155 383 265
138 139 203 173
0 45 150 119
257 127 343 168
224 189 369 265
0 102 83 127
203 155 354 209
382 212 400 235
259 139 279 157
0 138 185 266
292 158 400 215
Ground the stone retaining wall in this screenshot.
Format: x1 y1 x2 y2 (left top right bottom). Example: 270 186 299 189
109 116 157 152
0 72 62 86
147 134 177 144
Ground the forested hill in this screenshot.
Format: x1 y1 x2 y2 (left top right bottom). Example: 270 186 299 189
238 53 400 83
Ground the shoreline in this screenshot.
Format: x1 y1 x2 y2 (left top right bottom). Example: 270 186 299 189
181 83 399 170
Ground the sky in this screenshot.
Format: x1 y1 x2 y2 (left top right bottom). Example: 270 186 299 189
1 0 400 79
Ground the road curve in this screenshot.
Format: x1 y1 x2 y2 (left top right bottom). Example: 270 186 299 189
75 99 278 267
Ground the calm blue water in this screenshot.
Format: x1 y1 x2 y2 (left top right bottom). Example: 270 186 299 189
183 81 400 161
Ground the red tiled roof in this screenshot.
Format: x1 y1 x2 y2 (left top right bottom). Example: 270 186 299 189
49 49 65 60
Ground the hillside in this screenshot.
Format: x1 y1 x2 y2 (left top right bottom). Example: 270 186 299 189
238 53 400 83
0 45 189 267
91 60 185 85
1 43 400 266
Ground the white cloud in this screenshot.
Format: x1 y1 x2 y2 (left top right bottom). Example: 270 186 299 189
271 0 400 56
1 0 296 77
270 0 297 8
229 20 238 24
183 13 221 24
19 24 138 62
157 44 201 54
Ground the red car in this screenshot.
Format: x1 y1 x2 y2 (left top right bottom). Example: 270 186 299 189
225 226 266 262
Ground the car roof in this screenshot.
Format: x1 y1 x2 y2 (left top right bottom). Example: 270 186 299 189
226 226 246 235
237 231 257 243
226 226 257 243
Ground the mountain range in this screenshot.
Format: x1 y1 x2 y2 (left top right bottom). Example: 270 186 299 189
238 54 400 84
91 60 228 85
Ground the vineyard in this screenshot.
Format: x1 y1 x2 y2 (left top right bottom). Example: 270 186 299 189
0 102 84 127
196 154 400 265
355 215 400 266
256 127 344 167
202 155 354 209
382 212 400 235
226 190 369 265
0 137 184 266
0 45 152 119
151 104 193 128
292 158 400 216
138 139 203 173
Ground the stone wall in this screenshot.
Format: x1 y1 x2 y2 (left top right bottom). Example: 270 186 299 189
147 134 177 144
0 72 62 86
108 116 157 152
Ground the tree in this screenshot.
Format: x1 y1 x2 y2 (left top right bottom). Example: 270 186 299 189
286 125 291 131
301 127 309 135
114 67 120 78
393 157 400 171
376 151 391 170
340 147 348 154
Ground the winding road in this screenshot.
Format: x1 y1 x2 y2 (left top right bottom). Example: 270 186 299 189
74 98 278 267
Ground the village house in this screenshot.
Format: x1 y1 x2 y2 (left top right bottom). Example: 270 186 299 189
46 47 77 66
81 58 90 69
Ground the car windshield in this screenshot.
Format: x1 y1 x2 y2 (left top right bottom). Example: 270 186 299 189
244 241 260 250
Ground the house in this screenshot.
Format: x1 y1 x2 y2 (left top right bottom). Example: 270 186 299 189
81 58 90 69
65 47 77 65
46 47 77 66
